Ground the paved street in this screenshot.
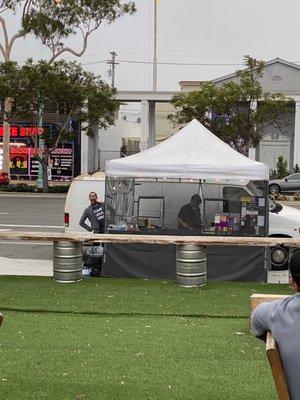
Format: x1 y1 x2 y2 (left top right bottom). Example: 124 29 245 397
0 194 65 261
0 196 299 262
0 194 65 231
0 194 299 277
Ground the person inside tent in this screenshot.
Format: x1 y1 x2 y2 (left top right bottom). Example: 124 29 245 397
177 194 203 231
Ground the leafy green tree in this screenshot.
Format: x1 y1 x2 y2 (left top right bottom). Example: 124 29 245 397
169 56 293 155
0 0 135 175
274 156 289 179
0 59 117 192
0 0 135 62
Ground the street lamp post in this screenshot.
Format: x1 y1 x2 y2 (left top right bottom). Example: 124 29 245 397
2 98 11 178
152 0 158 91
36 103 44 189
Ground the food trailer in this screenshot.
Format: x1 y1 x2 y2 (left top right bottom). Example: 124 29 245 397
103 119 269 282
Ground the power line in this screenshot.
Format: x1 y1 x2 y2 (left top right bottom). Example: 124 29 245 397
83 59 244 67
121 60 244 66
83 57 300 68
81 50 300 60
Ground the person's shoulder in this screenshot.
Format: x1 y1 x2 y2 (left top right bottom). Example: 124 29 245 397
252 298 281 318
278 293 300 309
84 204 92 212
178 204 186 213
253 296 293 318
180 203 189 210
80 204 90 218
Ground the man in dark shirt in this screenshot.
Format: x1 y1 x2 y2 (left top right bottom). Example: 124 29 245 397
79 192 105 233
178 194 202 230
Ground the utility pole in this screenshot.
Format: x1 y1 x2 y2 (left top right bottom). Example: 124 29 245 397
107 51 119 88
2 98 11 177
36 102 44 190
152 0 158 91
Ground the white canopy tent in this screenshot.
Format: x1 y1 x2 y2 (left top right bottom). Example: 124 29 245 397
105 119 268 181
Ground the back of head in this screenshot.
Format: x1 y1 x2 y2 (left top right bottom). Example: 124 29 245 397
290 249 300 286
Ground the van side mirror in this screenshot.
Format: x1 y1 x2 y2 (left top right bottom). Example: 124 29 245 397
284 178 288 182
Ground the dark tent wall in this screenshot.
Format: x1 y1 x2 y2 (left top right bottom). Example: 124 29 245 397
102 244 266 282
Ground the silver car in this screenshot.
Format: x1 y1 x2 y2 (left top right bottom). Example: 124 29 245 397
269 173 300 194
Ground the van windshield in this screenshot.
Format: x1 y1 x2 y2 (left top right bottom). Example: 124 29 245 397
269 199 283 213
246 181 265 196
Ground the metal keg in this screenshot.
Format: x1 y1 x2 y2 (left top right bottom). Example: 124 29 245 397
176 245 207 287
53 241 83 283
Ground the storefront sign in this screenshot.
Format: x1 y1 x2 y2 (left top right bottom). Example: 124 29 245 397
10 147 29 176
0 126 44 137
0 122 75 181
49 148 73 180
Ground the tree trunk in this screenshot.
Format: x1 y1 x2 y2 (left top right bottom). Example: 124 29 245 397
42 148 49 193
2 98 11 176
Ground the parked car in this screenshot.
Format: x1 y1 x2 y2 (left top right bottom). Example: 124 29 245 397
269 173 300 194
0 172 9 185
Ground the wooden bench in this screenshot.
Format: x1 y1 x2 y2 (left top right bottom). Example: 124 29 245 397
250 294 290 400
249 293 290 315
266 331 290 400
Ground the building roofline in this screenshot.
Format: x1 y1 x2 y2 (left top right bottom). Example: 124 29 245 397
212 58 300 83
179 81 202 85
116 90 179 102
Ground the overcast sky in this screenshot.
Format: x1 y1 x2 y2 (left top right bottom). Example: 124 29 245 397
4 0 300 91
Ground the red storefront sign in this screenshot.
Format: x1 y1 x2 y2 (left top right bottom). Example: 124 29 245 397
0 124 73 181
0 126 44 137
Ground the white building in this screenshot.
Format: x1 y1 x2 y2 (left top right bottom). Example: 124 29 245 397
181 58 300 172
81 58 300 174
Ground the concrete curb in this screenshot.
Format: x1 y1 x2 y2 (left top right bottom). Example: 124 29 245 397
0 256 288 282
0 192 66 199
0 257 52 277
279 201 300 206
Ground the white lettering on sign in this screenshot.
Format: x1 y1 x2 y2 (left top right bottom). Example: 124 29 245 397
51 149 72 155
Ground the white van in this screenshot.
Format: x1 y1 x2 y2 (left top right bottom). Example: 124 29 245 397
64 172 300 268
64 171 105 232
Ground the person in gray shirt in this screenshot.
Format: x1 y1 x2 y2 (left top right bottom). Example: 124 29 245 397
251 250 300 400
79 192 105 234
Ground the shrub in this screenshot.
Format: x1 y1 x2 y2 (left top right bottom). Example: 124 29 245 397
0 183 36 192
276 194 288 201
294 192 300 201
0 183 70 193
48 185 70 193
274 156 289 179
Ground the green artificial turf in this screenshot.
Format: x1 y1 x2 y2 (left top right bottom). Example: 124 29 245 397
0 277 293 399
0 276 293 317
